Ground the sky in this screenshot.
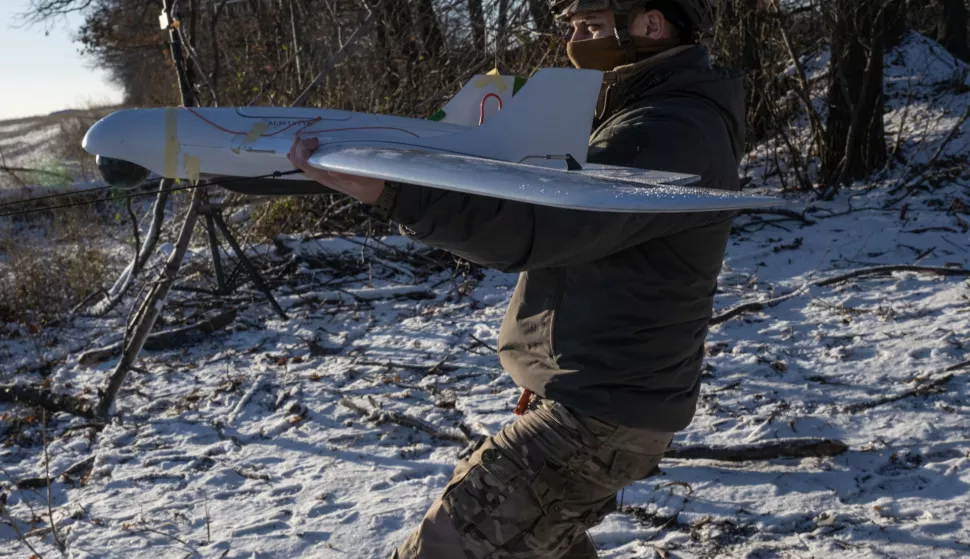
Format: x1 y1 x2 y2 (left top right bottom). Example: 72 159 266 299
1 0 124 120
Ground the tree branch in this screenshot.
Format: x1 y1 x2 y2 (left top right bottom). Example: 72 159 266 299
78 308 238 366
665 438 848 462
0 385 97 419
815 265 970 287
843 359 970 413
339 397 470 445
714 266 970 325
291 4 380 107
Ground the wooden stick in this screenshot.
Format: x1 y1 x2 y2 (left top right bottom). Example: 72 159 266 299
96 190 203 419
844 375 954 413
714 266 969 325
78 308 238 366
665 438 848 462
736 208 816 226
0 385 96 419
814 265 970 287
711 285 809 326
338 397 469 445
843 359 969 413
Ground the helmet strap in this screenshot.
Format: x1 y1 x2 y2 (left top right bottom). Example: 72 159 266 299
612 12 639 64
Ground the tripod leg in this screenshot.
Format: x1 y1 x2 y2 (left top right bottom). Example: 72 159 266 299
211 212 288 320
204 211 228 295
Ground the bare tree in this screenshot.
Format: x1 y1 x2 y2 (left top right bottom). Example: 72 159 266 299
497 0 510 58
414 0 445 58
23 0 95 22
821 0 901 191
939 0 969 61
527 0 555 32
468 0 486 50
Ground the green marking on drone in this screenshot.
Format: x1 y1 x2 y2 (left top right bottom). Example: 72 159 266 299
513 77 528 95
428 109 447 122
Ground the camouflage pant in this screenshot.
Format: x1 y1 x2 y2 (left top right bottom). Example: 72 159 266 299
392 398 675 558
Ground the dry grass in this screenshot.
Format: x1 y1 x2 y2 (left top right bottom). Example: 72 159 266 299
0 106 131 324
0 209 119 324
54 107 116 182
245 194 396 241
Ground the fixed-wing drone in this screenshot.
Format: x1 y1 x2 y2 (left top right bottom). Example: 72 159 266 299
82 68 778 213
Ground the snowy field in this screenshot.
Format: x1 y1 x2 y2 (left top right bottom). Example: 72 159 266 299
0 114 65 169
1 34 969 558
0 107 115 193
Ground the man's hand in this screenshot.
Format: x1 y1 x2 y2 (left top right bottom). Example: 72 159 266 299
287 136 386 205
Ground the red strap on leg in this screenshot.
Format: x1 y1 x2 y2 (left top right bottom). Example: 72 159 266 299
514 389 534 416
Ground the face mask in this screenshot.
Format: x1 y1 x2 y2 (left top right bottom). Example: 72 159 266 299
567 36 681 71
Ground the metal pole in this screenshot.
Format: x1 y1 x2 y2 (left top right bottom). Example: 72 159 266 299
212 212 288 320
204 209 228 294
162 0 196 108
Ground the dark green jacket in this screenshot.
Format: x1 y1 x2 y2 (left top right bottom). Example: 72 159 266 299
391 45 745 431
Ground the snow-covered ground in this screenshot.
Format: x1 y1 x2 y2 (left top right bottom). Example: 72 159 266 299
1 34 969 559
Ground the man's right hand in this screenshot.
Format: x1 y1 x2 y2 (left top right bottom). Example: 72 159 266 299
287 136 386 205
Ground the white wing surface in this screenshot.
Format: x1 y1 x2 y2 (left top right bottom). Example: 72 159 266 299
307 145 778 213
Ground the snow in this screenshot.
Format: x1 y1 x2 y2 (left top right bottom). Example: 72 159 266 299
2 33 970 559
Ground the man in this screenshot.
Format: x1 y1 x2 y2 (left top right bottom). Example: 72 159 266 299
288 0 740 556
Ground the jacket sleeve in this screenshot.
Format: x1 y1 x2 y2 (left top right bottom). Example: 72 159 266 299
390 119 737 273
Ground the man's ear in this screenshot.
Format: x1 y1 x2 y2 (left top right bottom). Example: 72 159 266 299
637 9 669 40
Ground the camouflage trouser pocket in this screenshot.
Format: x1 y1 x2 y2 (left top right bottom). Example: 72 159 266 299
405 402 675 559
441 440 589 558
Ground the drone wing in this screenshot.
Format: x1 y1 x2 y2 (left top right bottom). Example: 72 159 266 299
305 145 778 213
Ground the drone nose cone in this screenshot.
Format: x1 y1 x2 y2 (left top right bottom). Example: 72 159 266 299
82 109 170 175
82 111 124 156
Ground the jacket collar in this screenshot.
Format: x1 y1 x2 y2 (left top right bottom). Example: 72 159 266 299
595 45 712 123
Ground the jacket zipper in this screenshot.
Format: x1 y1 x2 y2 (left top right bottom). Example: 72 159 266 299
550 267 565 361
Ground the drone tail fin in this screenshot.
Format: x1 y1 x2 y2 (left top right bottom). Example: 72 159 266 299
425 68 603 168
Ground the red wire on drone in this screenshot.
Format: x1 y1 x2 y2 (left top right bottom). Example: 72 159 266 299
479 93 503 125
181 106 420 139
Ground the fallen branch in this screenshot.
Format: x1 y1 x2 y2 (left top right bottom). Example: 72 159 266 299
339 397 469 445
843 359 970 413
78 308 238 366
713 265 969 325
278 286 435 311
844 376 953 413
815 265 970 287
736 208 816 226
711 285 809 326
467 333 497 353
904 226 960 234
17 457 96 490
665 438 848 462
0 385 96 419
353 359 460 373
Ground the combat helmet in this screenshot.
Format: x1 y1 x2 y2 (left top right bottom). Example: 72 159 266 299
550 0 715 61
